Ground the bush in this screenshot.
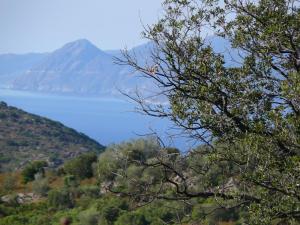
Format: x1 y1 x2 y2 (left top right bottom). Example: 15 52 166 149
2 174 17 194
63 175 78 188
115 212 150 225
21 161 48 183
97 138 160 183
32 178 50 197
96 197 129 224
80 185 101 198
50 208 80 225
48 189 74 209
102 206 121 224
0 215 29 225
64 153 97 180
78 207 101 225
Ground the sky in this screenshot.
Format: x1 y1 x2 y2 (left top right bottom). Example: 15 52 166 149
0 0 164 54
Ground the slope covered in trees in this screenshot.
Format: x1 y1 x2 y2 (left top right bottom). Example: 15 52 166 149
0 101 104 172
0 139 245 225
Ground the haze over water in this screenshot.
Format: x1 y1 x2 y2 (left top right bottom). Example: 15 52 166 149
0 89 189 149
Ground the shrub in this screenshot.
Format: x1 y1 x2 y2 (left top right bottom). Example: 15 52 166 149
96 197 129 224
78 207 101 225
102 206 121 224
2 174 17 194
115 212 150 225
64 153 97 180
50 208 80 225
0 215 29 225
21 161 48 183
32 178 50 197
48 189 74 209
63 175 78 188
80 185 101 198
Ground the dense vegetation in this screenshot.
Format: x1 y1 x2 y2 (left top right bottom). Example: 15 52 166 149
116 0 300 224
0 139 249 225
0 101 104 172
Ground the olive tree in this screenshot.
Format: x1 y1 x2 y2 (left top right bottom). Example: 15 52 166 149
104 0 300 224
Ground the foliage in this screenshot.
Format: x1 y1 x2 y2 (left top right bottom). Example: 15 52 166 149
115 0 300 223
0 162 250 225
0 101 104 172
95 196 129 224
63 175 78 188
64 153 97 180
1 174 17 194
115 212 150 225
32 178 50 197
97 138 161 183
80 185 101 198
21 161 47 183
78 207 101 225
47 189 74 209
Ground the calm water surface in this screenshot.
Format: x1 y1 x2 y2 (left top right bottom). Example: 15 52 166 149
0 89 189 149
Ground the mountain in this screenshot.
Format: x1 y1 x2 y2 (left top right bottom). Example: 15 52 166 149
0 37 236 97
7 39 155 96
0 101 104 172
11 39 118 95
0 53 47 88
0 53 47 76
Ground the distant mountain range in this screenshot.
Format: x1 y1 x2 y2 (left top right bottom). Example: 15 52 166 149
0 38 236 97
0 53 47 87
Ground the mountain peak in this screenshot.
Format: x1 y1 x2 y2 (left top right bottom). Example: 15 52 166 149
62 39 100 52
43 38 109 64
69 38 95 47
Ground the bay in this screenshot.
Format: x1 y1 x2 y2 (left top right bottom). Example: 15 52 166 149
0 89 189 149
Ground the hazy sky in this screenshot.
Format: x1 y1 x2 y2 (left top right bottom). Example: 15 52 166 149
0 0 164 54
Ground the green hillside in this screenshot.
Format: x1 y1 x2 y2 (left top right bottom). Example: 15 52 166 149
0 101 104 172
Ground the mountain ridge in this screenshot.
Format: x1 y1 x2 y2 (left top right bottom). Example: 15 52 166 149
0 37 234 97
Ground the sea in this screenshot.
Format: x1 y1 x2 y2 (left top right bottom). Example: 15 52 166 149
0 89 193 150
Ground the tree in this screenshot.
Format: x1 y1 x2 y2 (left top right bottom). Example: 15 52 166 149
95 196 129 225
63 153 97 180
21 161 48 183
110 0 300 224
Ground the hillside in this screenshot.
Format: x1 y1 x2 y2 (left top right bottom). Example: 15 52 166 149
0 101 104 172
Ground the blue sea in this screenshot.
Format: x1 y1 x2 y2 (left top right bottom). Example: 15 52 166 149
0 89 192 150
